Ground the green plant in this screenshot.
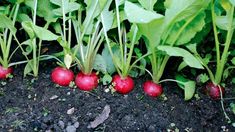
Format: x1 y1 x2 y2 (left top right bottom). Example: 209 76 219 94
185 0 235 100
69 0 113 90
18 0 59 77
0 1 21 79
101 0 145 94
125 0 207 100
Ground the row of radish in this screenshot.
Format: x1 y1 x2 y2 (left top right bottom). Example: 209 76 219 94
51 67 163 97
0 0 232 101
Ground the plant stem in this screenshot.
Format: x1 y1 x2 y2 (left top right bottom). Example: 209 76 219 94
73 0 99 64
115 0 124 72
101 14 122 76
149 40 159 83
215 6 234 84
159 78 185 86
155 55 170 83
13 35 32 68
124 25 138 77
32 0 38 77
68 12 72 48
211 0 221 68
6 3 20 65
62 0 67 42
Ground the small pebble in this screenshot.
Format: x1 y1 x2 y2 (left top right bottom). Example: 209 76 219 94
50 95 59 100
74 122 79 128
104 88 110 93
170 123 176 127
66 125 76 132
67 107 75 115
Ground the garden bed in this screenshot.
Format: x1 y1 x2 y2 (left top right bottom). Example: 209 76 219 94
0 64 234 131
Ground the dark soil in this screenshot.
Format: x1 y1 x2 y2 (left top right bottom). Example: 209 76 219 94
0 64 235 132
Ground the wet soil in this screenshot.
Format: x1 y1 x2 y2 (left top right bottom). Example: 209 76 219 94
0 64 235 132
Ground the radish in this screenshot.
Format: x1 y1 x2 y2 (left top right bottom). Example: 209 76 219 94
205 82 225 99
143 81 163 97
75 72 99 91
112 74 134 94
51 67 74 86
0 66 13 79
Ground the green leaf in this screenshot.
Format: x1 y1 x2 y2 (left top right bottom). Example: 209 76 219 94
21 39 33 56
176 74 196 100
197 73 209 83
216 15 235 30
33 23 59 40
177 61 188 71
0 6 10 15
125 1 163 23
37 0 58 22
139 18 164 48
166 12 206 45
162 0 210 46
184 81 196 100
164 0 210 24
138 0 158 11
99 0 108 11
22 21 59 40
102 74 112 85
82 0 100 34
232 78 235 84
52 1 80 16
17 13 32 22
127 24 142 44
0 15 16 34
232 57 235 65
93 54 107 73
100 0 114 32
24 60 33 77
22 21 35 39
158 46 204 69
101 45 116 74
25 0 58 22
186 43 198 54
125 1 164 47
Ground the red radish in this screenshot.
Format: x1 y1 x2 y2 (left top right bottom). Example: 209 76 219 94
51 67 74 86
112 74 134 94
205 82 225 100
143 81 163 97
75 72 99 91
0 65 13 79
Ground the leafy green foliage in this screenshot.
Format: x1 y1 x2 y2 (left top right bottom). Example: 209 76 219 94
0 15 16 34
138 0 158 11
125 0 209 83
157 46 204 69
197 73 209 84
22 21 59 40
51 0 80 16
125 1 163 24
175 74 196 100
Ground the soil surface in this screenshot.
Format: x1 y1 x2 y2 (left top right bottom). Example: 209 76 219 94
0 63 235 132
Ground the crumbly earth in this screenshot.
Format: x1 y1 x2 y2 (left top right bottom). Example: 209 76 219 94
0 64 234 132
